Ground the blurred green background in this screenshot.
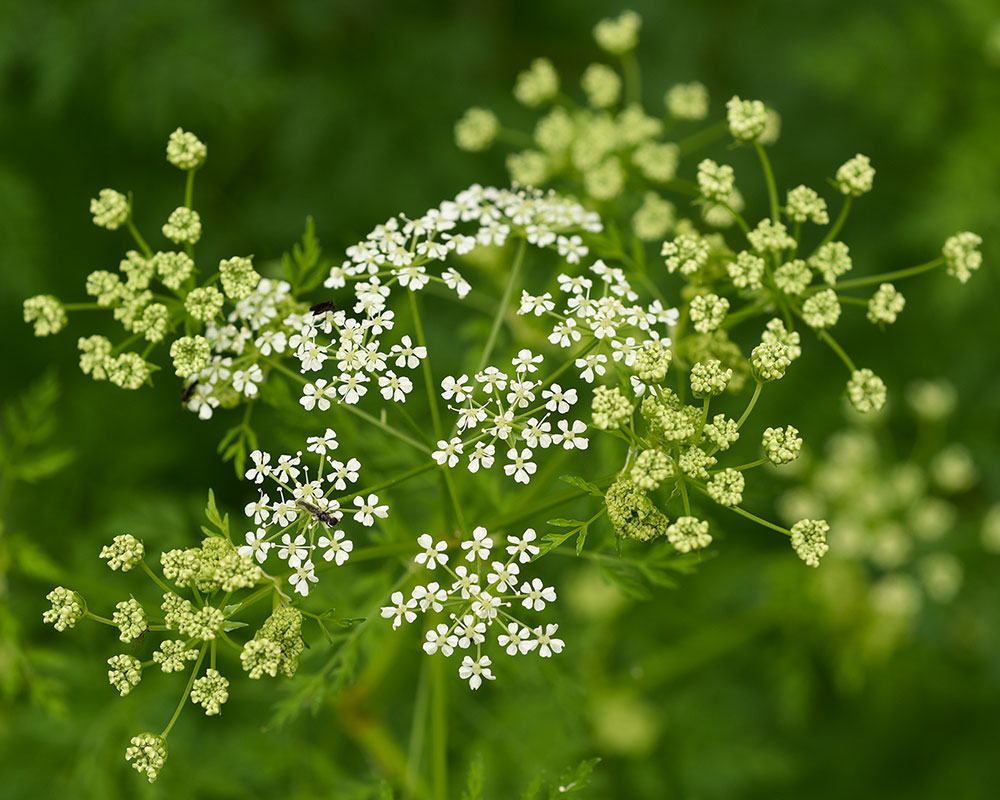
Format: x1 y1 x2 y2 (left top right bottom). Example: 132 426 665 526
2 1 999 798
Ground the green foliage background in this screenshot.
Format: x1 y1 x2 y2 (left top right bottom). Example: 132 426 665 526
1 1 998 798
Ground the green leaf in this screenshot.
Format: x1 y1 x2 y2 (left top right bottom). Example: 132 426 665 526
546 518 585 528
558 475 604 498
460 753 485 800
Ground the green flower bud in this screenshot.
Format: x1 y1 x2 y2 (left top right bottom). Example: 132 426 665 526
632 141 680 183
689 293 729 334
605 478 670 542
761 318 801 360
727 251 766 291
219 256 260 300
697 159 736 203
632 192 675 241
835 154 875 196
134 302 170 343
785 185 829 224
507 150 550 186
847 368 886 413
726 96 768 142
678 447 716 479
125 733 167 783
667 516 712 553
762 425 802 465
707 468 744 507
584 157 625 201
78 335 112 380
190 668 229 715
514 58 559 106
455 107 500 152
630 448 674 491
665 82 708 120
750 341 791 382
790 519 830 567
253 606 305 678
153 639 199 673
43 586 83 631
106 353 150 390
153 250 196 291
662 232 709 275
801 288 841 328
113 598 147 643
809 241 852 285
942 231 982 284
534 107 575 154
592 385 634 431
166 128 207 170
86 270 122 306
867 282 905 325
162 206 202 245
170 335 210 379
100 534 144 571
633 339 672 383
241 637 283 679
690 359 732 397
108 654 143 696
90 188 129 230
704 414 740 451
593 10 641 55
747 218 795 253
23 295 67 337
581 63 622 108
184 286 224 321
773 259 812 296
120 250 155 290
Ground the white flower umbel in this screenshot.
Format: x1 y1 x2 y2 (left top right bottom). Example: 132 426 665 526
383 526 563 688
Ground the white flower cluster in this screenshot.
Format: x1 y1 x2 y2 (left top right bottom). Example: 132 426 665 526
381 527 563 689
240 431 383 596
291 185 601 413
432 259 678 485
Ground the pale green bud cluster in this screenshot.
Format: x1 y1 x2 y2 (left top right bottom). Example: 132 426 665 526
905 379 956 421
632 192 675 241
592 385 634 430
593 10 641 55
785 185 829 224
242 607 305 679
835 154 875 196
789 519 830 567
162 206 202 244
113 599 147 643
773 260 812 296
605 477 670 542
166 128 207 170
78 335 112 379
762 425 802 465
581 63 622 108
867 283 905 325
153 639 199 673
162 537 262 595
43 586 84 631
747 219 795 253
106 352 151 390
697 159 735 202
190 668 229 715
761 318 801 360
641 392 698 442
584 156 625 200
750 341 791 382
678 447 716 479
630 448 674 490
847 368 886 413
689 293 729 334
942 232 983 284
662 232 709 275
133 302 170 343
23 294 67 336
690 359 732 397
108 654 143 696
514 58 559 106
707 468 745 507
507 150 549 187
809 241 852 284
726 96 768 142
125 733 167 783
100 534 145 572
665 81 709 120
632 142 679 182
704 414 740 451
455 107 500 152
219 256 261 300
666 516 712 553
85 270 121 305
169 335 211 378
90 188 129 230
633 340 672 382
702 186 745 229
120 250 155 289
727 251 765 291
184 286 224 321
619 103 663 144
153 250 196 290
801 288 841 328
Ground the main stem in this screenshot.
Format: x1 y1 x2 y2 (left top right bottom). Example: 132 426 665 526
477 237 527 372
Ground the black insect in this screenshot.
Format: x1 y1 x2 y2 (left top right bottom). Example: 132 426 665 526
180 381 198 403
296 499 342 528
310 300 338 316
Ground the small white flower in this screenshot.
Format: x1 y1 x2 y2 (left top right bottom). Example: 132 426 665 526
461 526 493 562
441 374 473 402
244 494 271 525
459 654 496 690
467 442 495 473
289 559 318 596
300 379 337 411
278 533 310 568
432 437 464 468
353 493 388 527
487 560 521 593
423 623 457 656
554 419 589 450
542 384 578 414
306 428 339 454
245 450 271 483
455 614 487 648
327 458 361 490
504 448 537 484
498 622 538 656
533 623 565 657
506 529 540 563
318 530 353 565
415 533 449 569
511 349 544 373
520 577 557 611
390 335 427 369
380 591 417 629
411 582 447 613
238 528 272 564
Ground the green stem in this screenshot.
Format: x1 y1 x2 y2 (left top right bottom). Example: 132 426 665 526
430 653 448 800
161 644 207 737
753 142 780 222
813 195 852 253
126 217 154 258
61 302 103 311
816 329 856 373
185 170 196 210
691 483 790 535
620 51 641 106
676 121 729 156
141 559 174 595
334 461 438 506
826 258 944 291
735 382 763 430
